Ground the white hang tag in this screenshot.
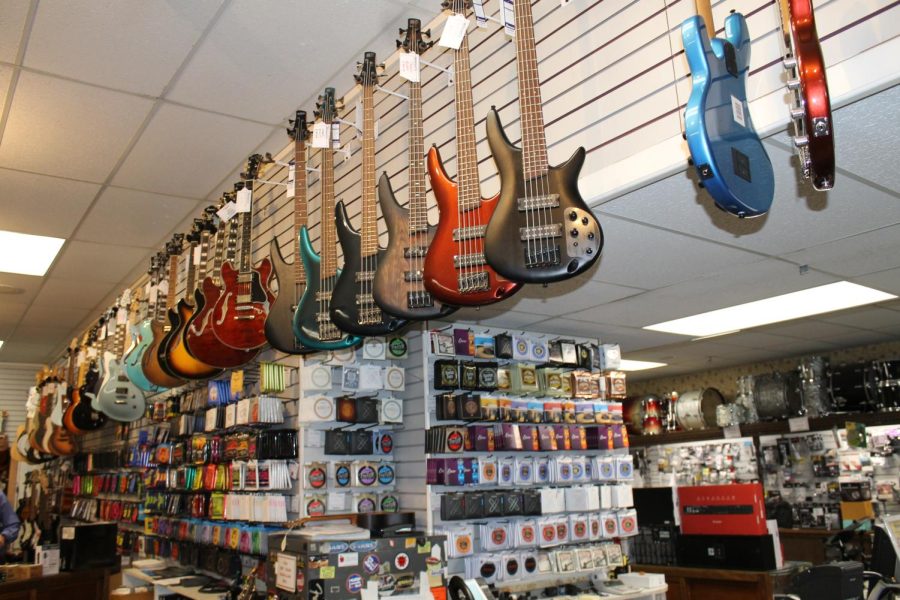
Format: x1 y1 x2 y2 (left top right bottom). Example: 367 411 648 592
286 164 296 199
311 122 330 148
217 202 238 222
789 416 810 433
472 0 487 27
439 14 469 49
235 188 252 213
399 52 420 82
501 0 516 36
157 280 169 297
148 284 158 303
723 425 741 439
106 318 116 336
332 122 341 143
192 245 202 266
116 308 127 326
121 288 132 305
374 120 379 140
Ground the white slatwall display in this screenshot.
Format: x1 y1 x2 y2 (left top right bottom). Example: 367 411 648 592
0 363 40 442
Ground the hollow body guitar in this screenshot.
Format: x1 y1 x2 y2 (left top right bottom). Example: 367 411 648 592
682 8 774 217
97 312 146 423
142 241 185 388
331 51 408 336
123 320 161 393
482 0 602 283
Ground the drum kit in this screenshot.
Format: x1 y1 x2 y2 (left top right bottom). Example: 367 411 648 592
623 393 680 435
675 388 724 431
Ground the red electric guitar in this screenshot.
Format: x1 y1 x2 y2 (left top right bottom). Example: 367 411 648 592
424 0 522 306
780 0 834 191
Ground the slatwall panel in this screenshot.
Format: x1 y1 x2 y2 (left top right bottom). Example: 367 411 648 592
0 363 40 441
392 326 428 518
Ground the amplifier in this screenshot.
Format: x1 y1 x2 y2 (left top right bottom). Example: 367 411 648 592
678 483 767 536
59 522 118 571
676 534 776 570
790 561 864 600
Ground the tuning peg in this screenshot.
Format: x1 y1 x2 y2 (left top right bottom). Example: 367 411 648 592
441 0 450 8
789 106 805 120
396 39 403 49
786 78 801 90
354 73 361 83
313 109 321 118
399 27 406 34
782 56 797 70
423 28 432 38
793 135 809 148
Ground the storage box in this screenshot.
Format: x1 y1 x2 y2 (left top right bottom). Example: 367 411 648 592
0 564 42 582
618 572 666 588
36 544 60 576
109 589 153 600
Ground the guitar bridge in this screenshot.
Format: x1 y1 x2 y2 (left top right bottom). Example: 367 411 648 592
458 271 490 293
407 290 434 309
524 245 561 267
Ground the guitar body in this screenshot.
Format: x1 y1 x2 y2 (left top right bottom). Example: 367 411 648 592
331 201 408 336
185 281 259 368
62 398 81 435
425 146 523 305
786 0 834 190
47 418 77 455
72 364 106 432
166 299 223 379
156 307 183 378
210 259 274 350
141 320 184 388
483 108 603 283
97 352 146 422
682 13 775 217
292 227 362 351
373 173 458 320
265 238 309 354
124 322 162 393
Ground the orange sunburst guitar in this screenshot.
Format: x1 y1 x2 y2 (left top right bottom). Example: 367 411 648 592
141 237 186 388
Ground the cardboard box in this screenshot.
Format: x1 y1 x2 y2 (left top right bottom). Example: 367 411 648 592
109 589 153 600
0 563 42 582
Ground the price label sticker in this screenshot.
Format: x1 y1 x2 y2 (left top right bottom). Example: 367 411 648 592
286 164 296 199
472 0 487 27
723 425 741 439
439 14 468 49
501 0 515 36
116 307 127 326
311 122 331 148
235 188 252 213
332 122 340 143
398 52 420 82
217 202 238 222
731 95 746 128
789 416 810 432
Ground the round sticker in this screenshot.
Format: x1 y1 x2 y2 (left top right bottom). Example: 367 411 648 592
346 574 364 594
386 367 404 389
572 463 583 479
619 462 633 477
313 397 334 420
600 462 614 478
389 337 408 357
482 463 496 482
308 466 326 489
364 553 381 575
358 465 377 486
605 518 617 534
380 433 394 454
381 495 399 512
394 553 410 570
455 535 472 555
491 528 506 545
358 497 376 512
382 399 402 422
480 562 496 578
542 525 555 542
377 464 395 485
307 498 325 516
621 516 636 534
311 366 332 388
500 464 512 483
591 520 600 536
556 523 568 539
560 464 572 480
515 339 528 355
335 464 351 487
505 558 519 576
574 522 587 538
447 431 464 452
363 338 384 359
524 556 537 573
532 344 546 360
521 526 534 544
518 463 531 480
537 464 549 481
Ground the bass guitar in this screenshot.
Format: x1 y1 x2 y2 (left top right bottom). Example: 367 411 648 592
332 51 409 335
141 236 186 388
164 209 224 379
211 154 275 351
266 111 311 354
779 0 834 190
681 0 774 217
374 21 457 320
96 298 146 422
293 88 362 351
425 0 522 305
483 0 602 283
123 257 164 393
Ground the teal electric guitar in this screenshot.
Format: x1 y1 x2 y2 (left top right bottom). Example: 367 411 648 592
123 255 164 393
95 297 146 422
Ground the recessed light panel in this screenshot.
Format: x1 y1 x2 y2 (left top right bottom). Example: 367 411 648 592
644 281 897 337
0 230 65 276
618 359 667 372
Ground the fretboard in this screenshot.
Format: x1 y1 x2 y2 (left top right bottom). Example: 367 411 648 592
197 229 211 283
320 139 338 278
294 138 309 284
238 188 254 274
408 71 428 233
185 243 197 296
222 213 240 280
454 12 480 211
513 0 549 180
165 255 178 313
361 85 379 255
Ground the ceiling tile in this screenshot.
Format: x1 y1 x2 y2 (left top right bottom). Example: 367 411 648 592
704 331 808 349
0 301 28 335
0 66 12 113
50 240 148 284
76 187 199 247
0 1 30 63
166 1 423 122
760 319 866 340
819 307 900 331
0 273 41 307
0 72 154 181
854 267 900 296
0 341 58 364
112 104 274 198
0 167 100 238
441 307 550 330
781 224 900 277
24 0 222 96
558 321 691 352
503 271 644 316
11 324 71 346
822 330 897 349
30 276 116 310
592 215 762 289
18 303 89 329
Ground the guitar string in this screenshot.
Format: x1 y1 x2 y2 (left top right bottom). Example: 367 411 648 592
515 0 534 270
520 0 547 269
409 48 424 308
456 2 474 294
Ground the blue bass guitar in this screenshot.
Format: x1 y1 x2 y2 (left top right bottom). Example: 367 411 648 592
682 11 774 218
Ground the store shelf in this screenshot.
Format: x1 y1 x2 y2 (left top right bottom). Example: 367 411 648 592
629 410 900 448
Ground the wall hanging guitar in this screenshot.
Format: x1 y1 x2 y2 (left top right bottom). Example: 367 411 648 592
681 0 775 217
779 0 834 190
331 51 409 336
97 296 146 423
266 111 311 354
141 237 186 388
293 87 362 351
374 20 457 320
123 257 164 393
483 0 602 283
425 0 522 305
70 326 108 433
211 154 275 351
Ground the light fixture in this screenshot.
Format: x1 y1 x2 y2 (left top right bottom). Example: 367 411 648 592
0 341 4 351
0 231 65 276
618 359 667 371
644 281 897 337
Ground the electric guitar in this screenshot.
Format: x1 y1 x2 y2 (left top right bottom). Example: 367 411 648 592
293 87 363 350
374 20 458 320
681 0 775 217
332 51 409 335
141 237 186 388
266 111 311 354
70 327 107 433
165 209 224 379
779 0 834 190
46 346 78 455
123 257 164 393
211 154 275 351
425 0 522 305
185 190 260 368
96 298 147 422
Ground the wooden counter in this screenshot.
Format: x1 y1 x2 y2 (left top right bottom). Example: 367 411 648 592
632 564 783 600
0 566 117 600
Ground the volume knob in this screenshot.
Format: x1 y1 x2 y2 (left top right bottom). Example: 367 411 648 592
570 228 579 237
569 210 578 221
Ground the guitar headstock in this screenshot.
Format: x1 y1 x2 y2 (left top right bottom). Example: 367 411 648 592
170 233 185 256
316 88 338 125
355 51 381 87
397 18 432 55
240 154 264 184
442 0 472 14
287 110 309 141
187 219 203 246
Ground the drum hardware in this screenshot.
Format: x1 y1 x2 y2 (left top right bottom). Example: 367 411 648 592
735 374 758 423
828 361 877 413
663 391 678 431
871 360 900 412
675 388 724 430
798 355 830 417
715 403 745 428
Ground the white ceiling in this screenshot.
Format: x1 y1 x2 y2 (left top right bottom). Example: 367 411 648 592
0 0 899 382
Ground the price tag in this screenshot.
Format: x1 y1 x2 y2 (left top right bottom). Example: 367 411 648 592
192 245 201 266
789 416 810 433
217 202 238 222
472 0 487 27
235 188 252 213
439 14 469 49
286 164 296 199
116 308 127 326
723 425 742 439
106 317 116 336
501 0 515 36
157 280 169 298
332 122 340 143
398 52 420 82
311 122 331 148
231 369 244 395
121 288 132 304
275 552 298 592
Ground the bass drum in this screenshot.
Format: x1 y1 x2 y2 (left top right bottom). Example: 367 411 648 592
675 388 724 430
623 395 657 435
754 371 803 421
870 360 900 411
828 362 876 413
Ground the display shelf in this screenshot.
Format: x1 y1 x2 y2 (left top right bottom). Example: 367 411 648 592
124 567 229 600
495 569 665 597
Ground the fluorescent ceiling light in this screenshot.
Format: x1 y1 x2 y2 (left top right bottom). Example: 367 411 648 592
644 281 896 337
0 341 4 350
0 230 65 276
618 359 667 371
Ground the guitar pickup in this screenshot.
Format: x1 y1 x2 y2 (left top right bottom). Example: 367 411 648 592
355 270 375 282
525 245 561 267
452 225 487 241
316 291 332 301
355 293 378 306
236 295 252 304
458 271 490 292
403 246 427 258
517 194 559 211
407 290 434 308
519 224 562 241
454 253 487 268
404 271 423 282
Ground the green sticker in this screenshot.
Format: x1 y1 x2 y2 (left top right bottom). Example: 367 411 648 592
416 541 432 554
320 566 336 580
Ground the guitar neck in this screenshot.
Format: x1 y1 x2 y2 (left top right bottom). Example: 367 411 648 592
408 74 428 233
294 138 309 284
694 0 716 38
198 229 212 283
454 10 480 210
238 191 254 274
165 255 178 313
185 244 197 294
777 0 792 40
361 84 379 255
321 140 338 278
514 0 549 179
